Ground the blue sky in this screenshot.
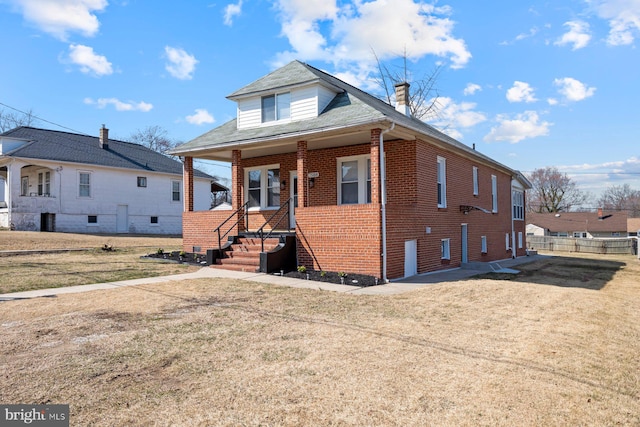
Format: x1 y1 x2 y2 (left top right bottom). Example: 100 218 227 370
1 0 638 203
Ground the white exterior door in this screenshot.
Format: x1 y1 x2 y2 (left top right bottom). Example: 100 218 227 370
461 224 468 263
116 204 128 233
289 171 298 228
404 239 417 278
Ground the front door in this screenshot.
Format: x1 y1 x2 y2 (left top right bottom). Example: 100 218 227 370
289 171 298 228
116 204 128 233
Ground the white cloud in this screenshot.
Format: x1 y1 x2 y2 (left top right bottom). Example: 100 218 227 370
555 20 591 50
68 44 112 76
547 98 559 105
484 111 551 143
84 97 153 112
463 83 481 96
553 77 596 102
272 0 470 69
591 0 640 46
506 81 537 103
186 109 215 125
164 46 198 80
8 0 107 40
430 97 486 140
223 0 243 26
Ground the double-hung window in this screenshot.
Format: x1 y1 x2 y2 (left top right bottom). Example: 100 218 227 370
171 180 181 202
472 166 479 196
79 171 91 198
441 239 451 260
491 175 498 212
437 156 447 208
261 92 290 123
246 165 280 209
338 155 371 205
37 171 50 196
512 190 524 220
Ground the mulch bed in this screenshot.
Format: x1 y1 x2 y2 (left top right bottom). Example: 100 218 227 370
142 251 210 266
278 269 380 287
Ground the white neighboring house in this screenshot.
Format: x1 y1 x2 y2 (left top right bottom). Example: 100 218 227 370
0 126 216 234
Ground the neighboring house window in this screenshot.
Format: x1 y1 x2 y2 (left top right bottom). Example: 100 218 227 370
573 232 587 238
21 176 28 196
512 190 524 220
437 156 447 208
79 172 91 198
87 215 98 224
137 177 147 188
150 216 158 224
491 175 498 212
518 232 523 248
338 155 371 205
261 92 290 123
612 232 621 237
441 238 451 260
472 166 479 196
246 165 280 209
505 233 510 250
171 180 181 202
36 171 51 196
481 236 487 253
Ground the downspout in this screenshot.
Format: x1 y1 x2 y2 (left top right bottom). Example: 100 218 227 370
510 179 516 259
380 122 395 283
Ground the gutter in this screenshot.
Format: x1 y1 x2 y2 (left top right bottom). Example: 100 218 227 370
380 122 395 283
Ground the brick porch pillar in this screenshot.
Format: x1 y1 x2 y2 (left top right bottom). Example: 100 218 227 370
231 149 244 232
370 129 381 204
297 141 308 208
183 156 194 212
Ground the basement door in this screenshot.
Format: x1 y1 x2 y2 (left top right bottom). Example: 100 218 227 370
404 239 418 278
116 204 128 233
461 224 468 264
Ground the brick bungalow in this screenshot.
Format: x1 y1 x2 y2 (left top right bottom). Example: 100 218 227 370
171 60 531 282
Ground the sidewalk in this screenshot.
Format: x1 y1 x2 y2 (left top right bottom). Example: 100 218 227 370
0 255 544 301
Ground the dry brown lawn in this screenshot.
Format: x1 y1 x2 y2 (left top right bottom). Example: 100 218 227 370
0 231 198 293
0 249 639 426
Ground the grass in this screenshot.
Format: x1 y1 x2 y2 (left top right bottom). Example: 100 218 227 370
0 242 638 425
0 231 198 293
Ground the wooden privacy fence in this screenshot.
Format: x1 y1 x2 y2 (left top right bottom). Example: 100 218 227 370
527 236 637 255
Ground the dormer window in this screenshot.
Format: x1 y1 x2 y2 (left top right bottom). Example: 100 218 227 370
261 92 290 123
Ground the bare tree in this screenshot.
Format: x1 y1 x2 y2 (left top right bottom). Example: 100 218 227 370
0 108 37 133
372 50 442 120
128 125 177 154
526 166 589 213
597 184 640 217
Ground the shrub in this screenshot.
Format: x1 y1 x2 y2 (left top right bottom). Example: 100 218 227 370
297 265 307 273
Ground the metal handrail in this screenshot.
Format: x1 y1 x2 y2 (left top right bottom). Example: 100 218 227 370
214 200 250 250
256 198 293 252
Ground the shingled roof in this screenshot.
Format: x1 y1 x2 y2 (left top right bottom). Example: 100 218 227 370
1 126 213 179
171 61 531 187
527 211 628 234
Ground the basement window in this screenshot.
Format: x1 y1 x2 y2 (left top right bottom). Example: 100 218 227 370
441 238 451 260
150 216 158 224
88 215 98 224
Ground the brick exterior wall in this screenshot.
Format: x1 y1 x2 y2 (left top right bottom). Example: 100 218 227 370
183 211 238 254
182 132 528 280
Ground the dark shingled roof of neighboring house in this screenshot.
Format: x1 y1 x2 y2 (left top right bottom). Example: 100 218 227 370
527 211 628 234
1 126 214 180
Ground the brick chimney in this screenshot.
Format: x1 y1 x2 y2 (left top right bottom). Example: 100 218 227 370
394 82 411 116
99 124 109 149
597 207 603 219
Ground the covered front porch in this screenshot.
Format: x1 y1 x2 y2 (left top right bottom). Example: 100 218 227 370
180 127 394 279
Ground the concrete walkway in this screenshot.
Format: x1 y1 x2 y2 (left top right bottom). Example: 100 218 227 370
0 255 545 301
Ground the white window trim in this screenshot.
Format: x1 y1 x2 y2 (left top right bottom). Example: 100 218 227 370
491 175 498 213
481 236 487 253
171 180 182 202
437 156 447 208
518 232 523 248
441 238 451 260
20 176 29 196
512 189 524 220
245 164 280 210
472 166 479 196
261 92 291 124
78 171 92 199
337 154 371 205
